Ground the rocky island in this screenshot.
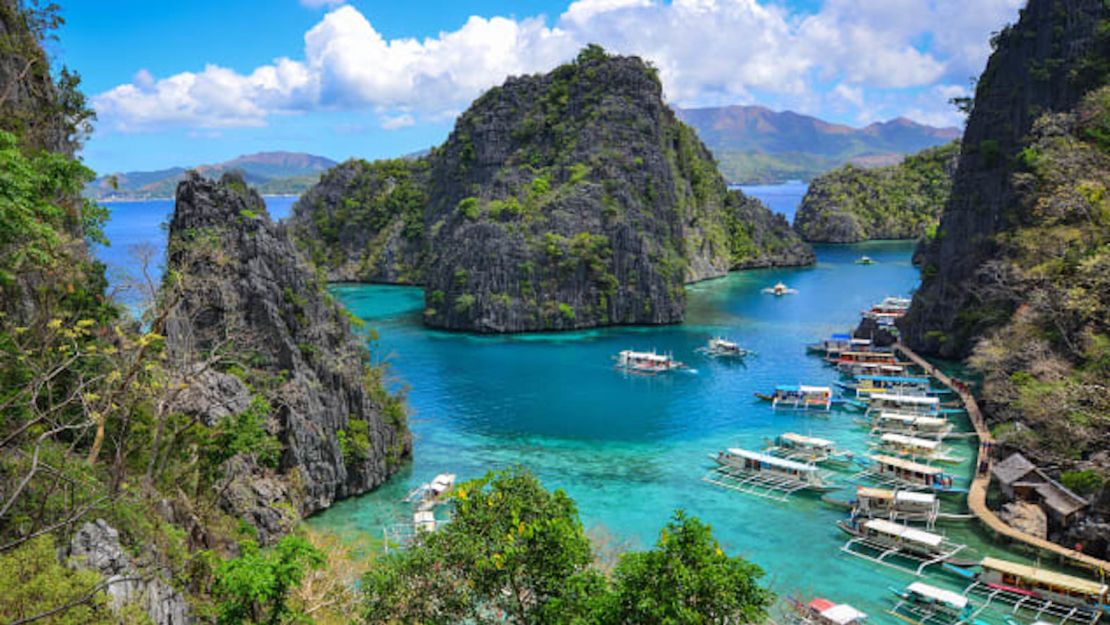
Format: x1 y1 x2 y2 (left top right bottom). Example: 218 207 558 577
793 141 958 243
292 46 812 333
901 0 1110 556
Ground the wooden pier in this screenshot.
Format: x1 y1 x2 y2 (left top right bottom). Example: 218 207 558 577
892 343 1110 577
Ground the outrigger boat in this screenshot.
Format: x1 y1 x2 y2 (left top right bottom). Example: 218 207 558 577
756 385 834 411
865 296 912 326
866 393 942 417
766 432 855 468
785 596 869 625
867 412 954 440
850 486 941 527
838 517 971 574
856 256 876 265
856 455 965 494
763 281 799 296
829 350 902 367
807 333 854 357
839 361 912 377
615 349 687 374
946 557 1109 625
870 433 962 465
888 582 982 625
387 473 458 549
838 375 942 399
697 337 751 359
704 448 839 501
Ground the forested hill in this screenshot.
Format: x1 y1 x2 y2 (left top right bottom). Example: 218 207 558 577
793 141 958 243
899 0 1110 557
676 105 960 184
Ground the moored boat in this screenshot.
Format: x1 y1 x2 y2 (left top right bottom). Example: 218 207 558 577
697 336 750 358
888 581 978 625
615 349 686 373
762 281 799 296
856 256 876 265
868 412 954 440
839 518 970 574
706 448 840 497
951 556 1109 625
757 385 834 411
851 486 941 526
857 454 965 494
866 393 941 416
785 596 869 625
767 432 855 468
870 432 961 464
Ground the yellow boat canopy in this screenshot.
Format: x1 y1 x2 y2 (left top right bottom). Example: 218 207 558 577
980 556 1109 599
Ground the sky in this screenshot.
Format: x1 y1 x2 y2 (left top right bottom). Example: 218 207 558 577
51 0 1026 175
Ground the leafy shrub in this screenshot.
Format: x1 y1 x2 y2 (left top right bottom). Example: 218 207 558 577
456 196 480 220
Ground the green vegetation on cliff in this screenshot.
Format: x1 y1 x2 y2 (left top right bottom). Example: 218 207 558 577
793 141 958 243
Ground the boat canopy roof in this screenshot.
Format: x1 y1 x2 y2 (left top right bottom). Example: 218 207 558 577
865 519 943 547
775 385 832 394
831 333 851 340
876 413 947 428
821 604 868 625
850 338 872 345
871 393 940 406
621 350 669 362
726 448 818 473
871 455 942 475
429 473 456 493
857 486 895 500
857 375 931 384
980 557 1108 597
906 582 969 609
881 433 940 450
781 432 834 447
895 491 937 505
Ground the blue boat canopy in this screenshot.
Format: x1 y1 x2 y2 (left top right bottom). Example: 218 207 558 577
831 333 851 340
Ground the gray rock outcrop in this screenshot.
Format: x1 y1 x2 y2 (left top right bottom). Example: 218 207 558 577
164 172 411 527
68 519 191 625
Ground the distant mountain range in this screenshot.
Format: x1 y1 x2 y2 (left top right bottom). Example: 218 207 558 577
675 105 961 184
86 151 338 200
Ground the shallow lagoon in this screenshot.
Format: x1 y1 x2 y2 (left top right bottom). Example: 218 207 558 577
308 238 1053 620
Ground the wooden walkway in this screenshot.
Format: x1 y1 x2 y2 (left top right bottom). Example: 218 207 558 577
892 343 1110 577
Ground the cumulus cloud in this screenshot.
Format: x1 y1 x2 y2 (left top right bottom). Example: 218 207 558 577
93 0 1024 133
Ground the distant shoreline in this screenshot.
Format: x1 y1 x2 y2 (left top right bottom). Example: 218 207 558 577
95 193 300 203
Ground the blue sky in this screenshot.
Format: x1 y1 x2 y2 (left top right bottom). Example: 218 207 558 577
53 0 1024 175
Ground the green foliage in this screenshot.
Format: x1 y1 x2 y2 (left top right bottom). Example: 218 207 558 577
1060 470 1105 496
213 535 325 625
360 470 772 625
568 162 591 184
205 396 283 474
0 130 104 286
575 43 609 65
0 535 114 625
558 302 576 320
602 511 772 625
454 293 476 313
456 196 480 220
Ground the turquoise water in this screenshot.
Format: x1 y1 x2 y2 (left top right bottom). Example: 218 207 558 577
308 238 1050 620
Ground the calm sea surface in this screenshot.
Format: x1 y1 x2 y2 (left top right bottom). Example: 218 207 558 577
98 186 1049 620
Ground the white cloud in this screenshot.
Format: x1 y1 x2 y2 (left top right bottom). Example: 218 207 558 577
93 1 1023 133
379 113 415 130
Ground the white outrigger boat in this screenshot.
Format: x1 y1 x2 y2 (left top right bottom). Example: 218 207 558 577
766 432 855 468
856 455 965 494
864 296 912 326
704 448 839 501
615 349 687 374
888 582 980 625
386 473 458 550
697 337 751 359
869 433 962 464
838 517 971 575
866 393 942 417
867 412 954 440
946 557 1109 625
851 486 941 527
838 375 942 399
763 281 799 296
757 385 834 411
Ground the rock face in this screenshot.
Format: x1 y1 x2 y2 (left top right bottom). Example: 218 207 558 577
896 0 1110 555
900 0 1109 357
794 142 958 243
999 501 1048 539
69 520 192 625
165 172 411 527
291 48 812 333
